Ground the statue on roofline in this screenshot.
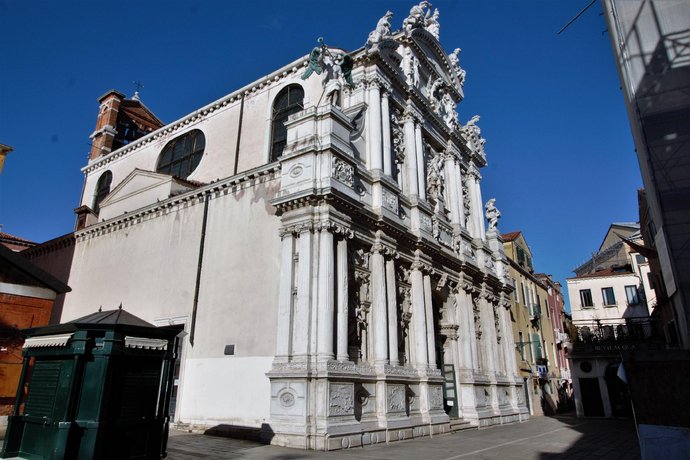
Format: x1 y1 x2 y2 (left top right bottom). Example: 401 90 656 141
448 48 466 87
485 198 501 231
426 8 440 39
403 1 431 32
366 10 393 48
301 38 354 89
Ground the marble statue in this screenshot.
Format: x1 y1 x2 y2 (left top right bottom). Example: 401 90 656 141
402 47 420 87
448 48 466 86
366 10 393 48
426 8 440 39
441 92 458 128
485 198 501 230
403 1 430 31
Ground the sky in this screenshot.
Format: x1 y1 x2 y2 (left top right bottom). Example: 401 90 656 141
0 0 642 310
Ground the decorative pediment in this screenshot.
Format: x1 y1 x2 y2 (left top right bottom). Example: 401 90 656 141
98 169 198 221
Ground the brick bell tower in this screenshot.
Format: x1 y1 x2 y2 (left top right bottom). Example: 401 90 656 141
89 90 125 160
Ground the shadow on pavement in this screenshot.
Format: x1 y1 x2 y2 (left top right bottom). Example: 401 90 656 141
539 414 640 460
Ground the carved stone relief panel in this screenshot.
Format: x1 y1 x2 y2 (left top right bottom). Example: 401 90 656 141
387 384 407 413
474 386 487 407
332 158 355 187
382 189 399 213
329 383 355 416
429 385 444 410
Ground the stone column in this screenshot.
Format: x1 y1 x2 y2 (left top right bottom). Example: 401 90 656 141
386 257 399 366
381 91 392 176
444 154 460 226
293 227 313 358
423 273 437 369
275 231 295 360
472 170 485 240
371 245 388 365
410 264 428 369
336 237 349 361
404 114 418 196
415 123 426 201
368 82 383 172
454 288 473 370
317 226 335 360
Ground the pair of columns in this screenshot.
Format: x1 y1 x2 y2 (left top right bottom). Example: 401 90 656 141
275 225 350 361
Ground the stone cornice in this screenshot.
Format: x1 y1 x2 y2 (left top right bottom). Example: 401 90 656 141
76 164 280 241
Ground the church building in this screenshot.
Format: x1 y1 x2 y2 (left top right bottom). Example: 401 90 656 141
26 2 527 449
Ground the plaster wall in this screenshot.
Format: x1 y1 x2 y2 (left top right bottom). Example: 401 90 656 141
178 356 273 426
567 274 650 322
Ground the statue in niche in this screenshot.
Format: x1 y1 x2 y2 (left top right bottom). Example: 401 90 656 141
462 182 471 226
425 8 440 39
485 198 501 231
403 0 431 32
425 78 443 113
441 92 458 128
426 150 445 213
366 10 393 48
402 47 420 88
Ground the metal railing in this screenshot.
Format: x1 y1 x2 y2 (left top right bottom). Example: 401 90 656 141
572 317 660 344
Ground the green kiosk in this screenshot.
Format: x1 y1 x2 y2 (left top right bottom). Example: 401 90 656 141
1 307 182 460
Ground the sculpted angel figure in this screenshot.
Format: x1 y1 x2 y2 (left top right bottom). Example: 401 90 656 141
485 198 501 230
301 44 323 80
366 10 393 47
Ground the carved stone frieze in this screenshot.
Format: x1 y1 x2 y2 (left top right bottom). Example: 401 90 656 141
384 365 417 377
439 323 459 341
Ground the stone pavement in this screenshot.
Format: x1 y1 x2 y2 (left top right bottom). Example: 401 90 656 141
166 415 641 460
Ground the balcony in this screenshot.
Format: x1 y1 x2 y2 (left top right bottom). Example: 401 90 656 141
570 317 665 355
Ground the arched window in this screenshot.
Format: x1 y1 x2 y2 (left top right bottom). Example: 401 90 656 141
156 129 205 179
270 85 304 161
93 170 112 213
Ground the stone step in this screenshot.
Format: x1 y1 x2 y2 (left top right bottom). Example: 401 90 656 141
449 419 476 432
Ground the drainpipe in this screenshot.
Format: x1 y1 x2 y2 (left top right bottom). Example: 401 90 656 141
189 192 210 346
233 94 245 176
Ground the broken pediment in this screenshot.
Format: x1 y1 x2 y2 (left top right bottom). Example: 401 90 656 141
97 169 198 222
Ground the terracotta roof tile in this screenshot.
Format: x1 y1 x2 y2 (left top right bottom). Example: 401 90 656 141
501 231 521 242
570 267 635 279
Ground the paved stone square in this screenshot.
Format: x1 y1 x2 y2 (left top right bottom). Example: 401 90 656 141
166 415 640 460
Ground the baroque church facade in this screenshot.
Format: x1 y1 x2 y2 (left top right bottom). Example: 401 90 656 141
28 3 527 450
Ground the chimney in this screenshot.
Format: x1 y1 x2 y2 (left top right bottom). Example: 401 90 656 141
89 90 125 160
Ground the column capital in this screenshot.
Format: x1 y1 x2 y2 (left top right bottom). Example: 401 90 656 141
279 221 313 237
371 242 398 259
316 220 354 238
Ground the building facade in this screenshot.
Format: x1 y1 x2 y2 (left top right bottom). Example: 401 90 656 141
26 3 527 449
502 232 562 416
602 0 690 349
566 222 657 418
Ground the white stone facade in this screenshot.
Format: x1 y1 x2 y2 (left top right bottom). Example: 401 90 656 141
50 3 525 450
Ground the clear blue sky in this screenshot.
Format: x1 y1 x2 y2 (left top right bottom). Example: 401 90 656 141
0 0 641 310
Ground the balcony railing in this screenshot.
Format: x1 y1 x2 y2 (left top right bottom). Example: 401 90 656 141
572 317 662 345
